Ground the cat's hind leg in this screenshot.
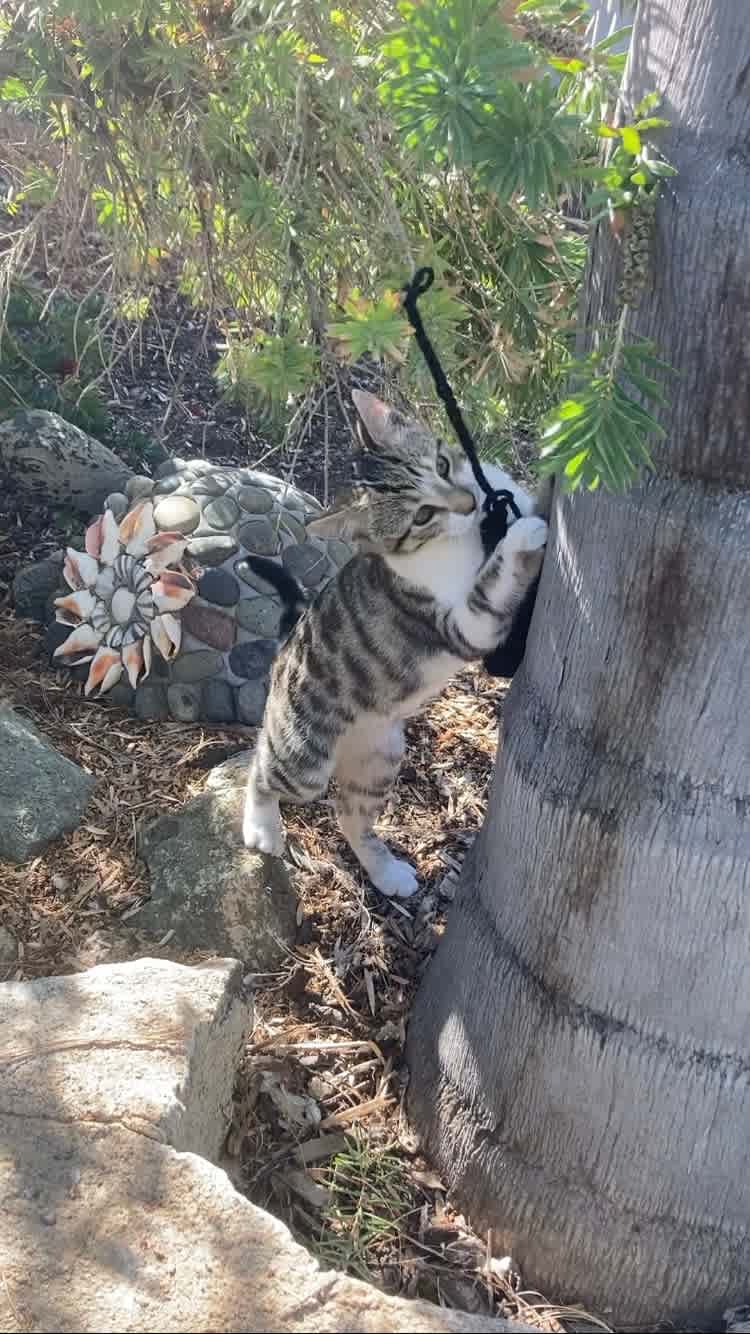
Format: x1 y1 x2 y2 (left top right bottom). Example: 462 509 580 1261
243 714 335 858
334 719 417 899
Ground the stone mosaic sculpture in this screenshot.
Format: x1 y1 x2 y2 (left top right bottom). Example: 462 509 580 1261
47 459 350 724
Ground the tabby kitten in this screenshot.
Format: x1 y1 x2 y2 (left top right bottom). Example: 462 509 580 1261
243 390 547 898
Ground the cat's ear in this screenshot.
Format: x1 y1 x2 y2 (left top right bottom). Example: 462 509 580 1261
306 493 369 542
351 389 408 451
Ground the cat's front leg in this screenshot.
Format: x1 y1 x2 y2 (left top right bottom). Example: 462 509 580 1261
446 515 548 657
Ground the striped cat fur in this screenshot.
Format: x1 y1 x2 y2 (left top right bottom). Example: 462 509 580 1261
243 389 548 898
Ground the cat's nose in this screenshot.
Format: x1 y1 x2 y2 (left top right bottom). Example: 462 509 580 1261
451 488 476 515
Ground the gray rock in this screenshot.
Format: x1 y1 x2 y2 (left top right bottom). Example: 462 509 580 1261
103 490 129 519
236 680 268 725
187 535 240 566
0 959 526 1334
279 513 307 544
46 619 73 657
236 596 283 637
155 457 181 478
153 495 201 534
202 680 236 724
170 649 224 683
0 410 132 514
191 475 231 497
0 706 95 862
153 475 182 496
205 750 250 793
198 568 240 606
105 681 136 710
138 785 297 971
126 474 156 501
237 485 274 514
167 682 203 722
229 639 277 679
134 682 170 720
12 556 63 622
238 517 280 556
283 542 330 587
204 496 240 529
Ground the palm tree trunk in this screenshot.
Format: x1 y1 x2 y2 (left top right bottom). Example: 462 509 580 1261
406 1 750 1325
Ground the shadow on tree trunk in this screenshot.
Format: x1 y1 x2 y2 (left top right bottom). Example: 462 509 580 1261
406 1 750 1325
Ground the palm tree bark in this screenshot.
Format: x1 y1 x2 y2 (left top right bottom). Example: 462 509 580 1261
406 1 750 1324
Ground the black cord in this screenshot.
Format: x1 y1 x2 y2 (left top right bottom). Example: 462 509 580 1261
401 266 538 679
401 266 520 557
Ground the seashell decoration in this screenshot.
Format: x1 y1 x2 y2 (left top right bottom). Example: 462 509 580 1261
45 459 352 724
52 501 196 697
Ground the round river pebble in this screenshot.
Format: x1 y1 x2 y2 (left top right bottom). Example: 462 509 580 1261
153 495 201 534
198 569 240 606
204 496 240 529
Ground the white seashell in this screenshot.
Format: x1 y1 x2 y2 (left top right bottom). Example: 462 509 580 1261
53 623 102 658
122 638 145 689
85 516 104 560
149 611 181 660
151 570 195 614
63 548 99 591
99 508 121 565
144 531 189 575
84 646 122 695
110 586 137 625
53 589 96 622
118 500 156 559
95 566 116 599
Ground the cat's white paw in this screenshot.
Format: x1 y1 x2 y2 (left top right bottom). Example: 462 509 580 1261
243 799 285 859
504 514 548 556
372 857 419 899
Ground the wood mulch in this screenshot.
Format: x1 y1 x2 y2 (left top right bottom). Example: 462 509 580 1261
0 600 615 1333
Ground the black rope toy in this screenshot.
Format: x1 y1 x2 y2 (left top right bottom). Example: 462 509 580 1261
400 266 540 680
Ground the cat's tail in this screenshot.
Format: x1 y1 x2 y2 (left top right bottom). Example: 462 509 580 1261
239 554 308 639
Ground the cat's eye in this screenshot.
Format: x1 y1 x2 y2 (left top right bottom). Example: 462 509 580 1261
414 505 436 526
436 454 450 480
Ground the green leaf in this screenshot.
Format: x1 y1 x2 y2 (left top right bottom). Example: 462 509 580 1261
647 159 678 177
328 290 412 364
620 125 642 155
548 56 586 73
593 25 632 52
0 77 29 101
634 91 662 117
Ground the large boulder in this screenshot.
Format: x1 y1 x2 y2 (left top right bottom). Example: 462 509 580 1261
0 705 95 862
137 777 297 972
0 957 528 1333
0 410 132 513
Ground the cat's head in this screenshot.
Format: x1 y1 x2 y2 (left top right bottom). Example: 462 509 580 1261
307 391 530 554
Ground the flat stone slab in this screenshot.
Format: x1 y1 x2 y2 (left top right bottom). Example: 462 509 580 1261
0 958 527 1334
0 706 95 863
